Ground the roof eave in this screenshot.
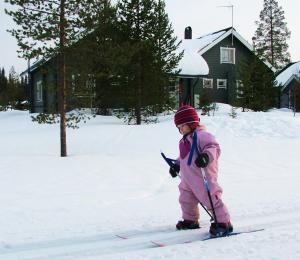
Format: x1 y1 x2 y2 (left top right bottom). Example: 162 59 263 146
177 74 206 78
197 29 232 56
281 74 300 91
197 28 276 72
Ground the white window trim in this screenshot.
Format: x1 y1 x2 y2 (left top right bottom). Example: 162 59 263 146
36 80 43 102
217 79 227 89
220 47 235 64
203 78 213 89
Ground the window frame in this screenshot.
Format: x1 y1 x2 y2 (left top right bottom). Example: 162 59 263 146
220 47 236 64
217 79 227 89
203 78 213 89
36 80 43 102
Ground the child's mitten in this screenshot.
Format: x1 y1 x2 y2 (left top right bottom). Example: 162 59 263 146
195 153 209 168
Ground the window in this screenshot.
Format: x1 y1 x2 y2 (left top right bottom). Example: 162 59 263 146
71 74 96 97
203 78 213 88
86 78 96 89
217 79 227 89
36 80 43 101
220 47 235 64
236 80 244 98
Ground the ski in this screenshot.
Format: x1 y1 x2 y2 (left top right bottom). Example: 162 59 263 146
115 225 178 240
150 228 264 247
151 239 193 247
201 228 265 241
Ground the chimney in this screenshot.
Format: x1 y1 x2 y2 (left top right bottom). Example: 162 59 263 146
184 26 192 39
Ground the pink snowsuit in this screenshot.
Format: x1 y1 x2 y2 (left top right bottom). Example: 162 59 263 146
177 128 230 223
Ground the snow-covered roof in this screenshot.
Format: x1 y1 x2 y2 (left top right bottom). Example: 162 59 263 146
175 30 228 77
276 61 300 90
179 27 275 73
196 27 253 55
176 39 209 77
175 28 239 77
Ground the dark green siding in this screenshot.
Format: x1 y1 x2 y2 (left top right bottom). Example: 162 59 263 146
31 70 44 113
191 34 256 105
281 79 300 110
30 61 58 113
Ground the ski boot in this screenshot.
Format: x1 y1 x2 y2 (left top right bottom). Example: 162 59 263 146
176 219 200 230
209 222 233 237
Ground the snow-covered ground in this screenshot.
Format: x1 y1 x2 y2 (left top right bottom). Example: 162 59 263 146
1 104 300 259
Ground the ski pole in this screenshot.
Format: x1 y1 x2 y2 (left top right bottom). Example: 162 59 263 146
199 167 219 228
189 132 219 227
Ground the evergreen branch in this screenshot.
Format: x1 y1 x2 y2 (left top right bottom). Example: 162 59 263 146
21 6 59 16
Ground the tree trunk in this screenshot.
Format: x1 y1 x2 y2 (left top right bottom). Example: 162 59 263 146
270 10 274 66
135 62 142 125
135 2 142 125
59 0 67 157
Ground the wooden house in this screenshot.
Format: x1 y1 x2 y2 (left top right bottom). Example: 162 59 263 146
276 61 300 111
176 27 275 107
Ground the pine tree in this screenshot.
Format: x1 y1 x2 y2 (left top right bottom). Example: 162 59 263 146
0 68 8 109
0 68 6 94
151 0 182 112
252 0 291 70
235 59 255 111
199 87 213 116
7 67 18 107
116 0 155 124
5 0 111 156
116 0 182 124
0 66 27 110
237 56 277 111
77 1 122 115
7 66 26 109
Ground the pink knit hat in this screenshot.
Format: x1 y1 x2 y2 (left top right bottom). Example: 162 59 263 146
174 105 199 130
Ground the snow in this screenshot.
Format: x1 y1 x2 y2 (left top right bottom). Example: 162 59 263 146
276 61 300 87
195 30 226 51
1 104 300 259
176 45 209 76
183 30 226 53
176 31 225 76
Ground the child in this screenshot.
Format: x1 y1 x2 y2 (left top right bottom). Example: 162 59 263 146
170 105 233 236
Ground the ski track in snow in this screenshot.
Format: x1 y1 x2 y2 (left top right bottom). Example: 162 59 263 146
1 208 300 260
